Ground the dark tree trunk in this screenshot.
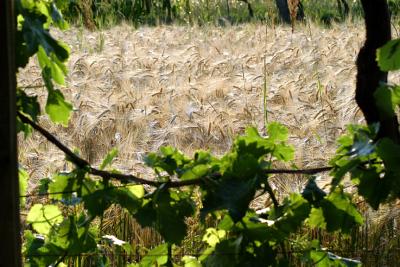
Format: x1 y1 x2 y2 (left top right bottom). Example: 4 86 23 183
226 0 231 19
274 0 304 24
274 0 291 23
296 1 305 20
78 0 96 31
356 0 400 142
163 0 172 23
239 0 254 18
0 0 22 266
144 0 152 14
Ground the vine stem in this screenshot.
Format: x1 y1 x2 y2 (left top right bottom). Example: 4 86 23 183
17 112 332 188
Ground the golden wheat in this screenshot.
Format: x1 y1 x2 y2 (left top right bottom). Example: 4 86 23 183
17 22 400 200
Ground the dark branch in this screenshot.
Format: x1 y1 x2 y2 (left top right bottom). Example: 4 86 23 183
356 0 400 143
17 112 332 188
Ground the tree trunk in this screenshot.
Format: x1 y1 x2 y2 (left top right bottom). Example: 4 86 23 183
78 0 96 30
274 0 303 23
239 0 254 18
163 0 172 24
356 0 400 142
274 0 291 23
0 0 22 266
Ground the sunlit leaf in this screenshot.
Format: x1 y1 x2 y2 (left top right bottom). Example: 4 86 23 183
377 38 400 71
181 164 209 180
202 228 226 247
19 167 29 207
308 207 326 229
45 85 72 126
27 204 63 235
267 122 289 142
182 256 202 267
139 243 169 267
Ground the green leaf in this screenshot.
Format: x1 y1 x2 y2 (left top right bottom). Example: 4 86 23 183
267 122 289 142
111 187 143 214
127 185 145 199
100 148 118 170
234 127 273 159
331 159 361 187
83 186 143 217
23 230 64 267
201 177 258 222
272 143 295 162
202 238 241 266
377 138 400 173
50 215 97 254
139 243 169 267
238 213 280 242
310 250 331 266
135 190 195 244
49 2 68 30
272 194 311 235
182 256 202 267
302 177 326 206
16 89 41 121
217 214 235 231
22 13 69 62
225 153 260 179
19 167 29 207
353 168 390 210
145 146 190 176
17 116 32 136
181 164 209 180
37 46 67 85
27 204 63 235
38 177 52 194
48 169 93 201
377 38 400 71
320 189 363 234
83 189 111 217
308 207 326 229
48 173 78 200
375 86 396 118
45 84 72 126
202 228 226 247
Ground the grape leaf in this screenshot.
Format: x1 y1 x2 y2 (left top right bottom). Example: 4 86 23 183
267 122 289 142
135 190 195 244
19 167 29 207
45 82 72 126
377 38 400 71
320 189 363 233
139 243 169 267
201 177 258 222
27 204 63 235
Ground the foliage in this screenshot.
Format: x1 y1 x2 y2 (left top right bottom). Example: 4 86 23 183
54 0 400 29
15 0 400 266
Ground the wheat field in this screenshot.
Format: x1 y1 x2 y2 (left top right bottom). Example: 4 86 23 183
17 22 400 205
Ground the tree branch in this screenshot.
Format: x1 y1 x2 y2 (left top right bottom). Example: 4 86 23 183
17 112 332 188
